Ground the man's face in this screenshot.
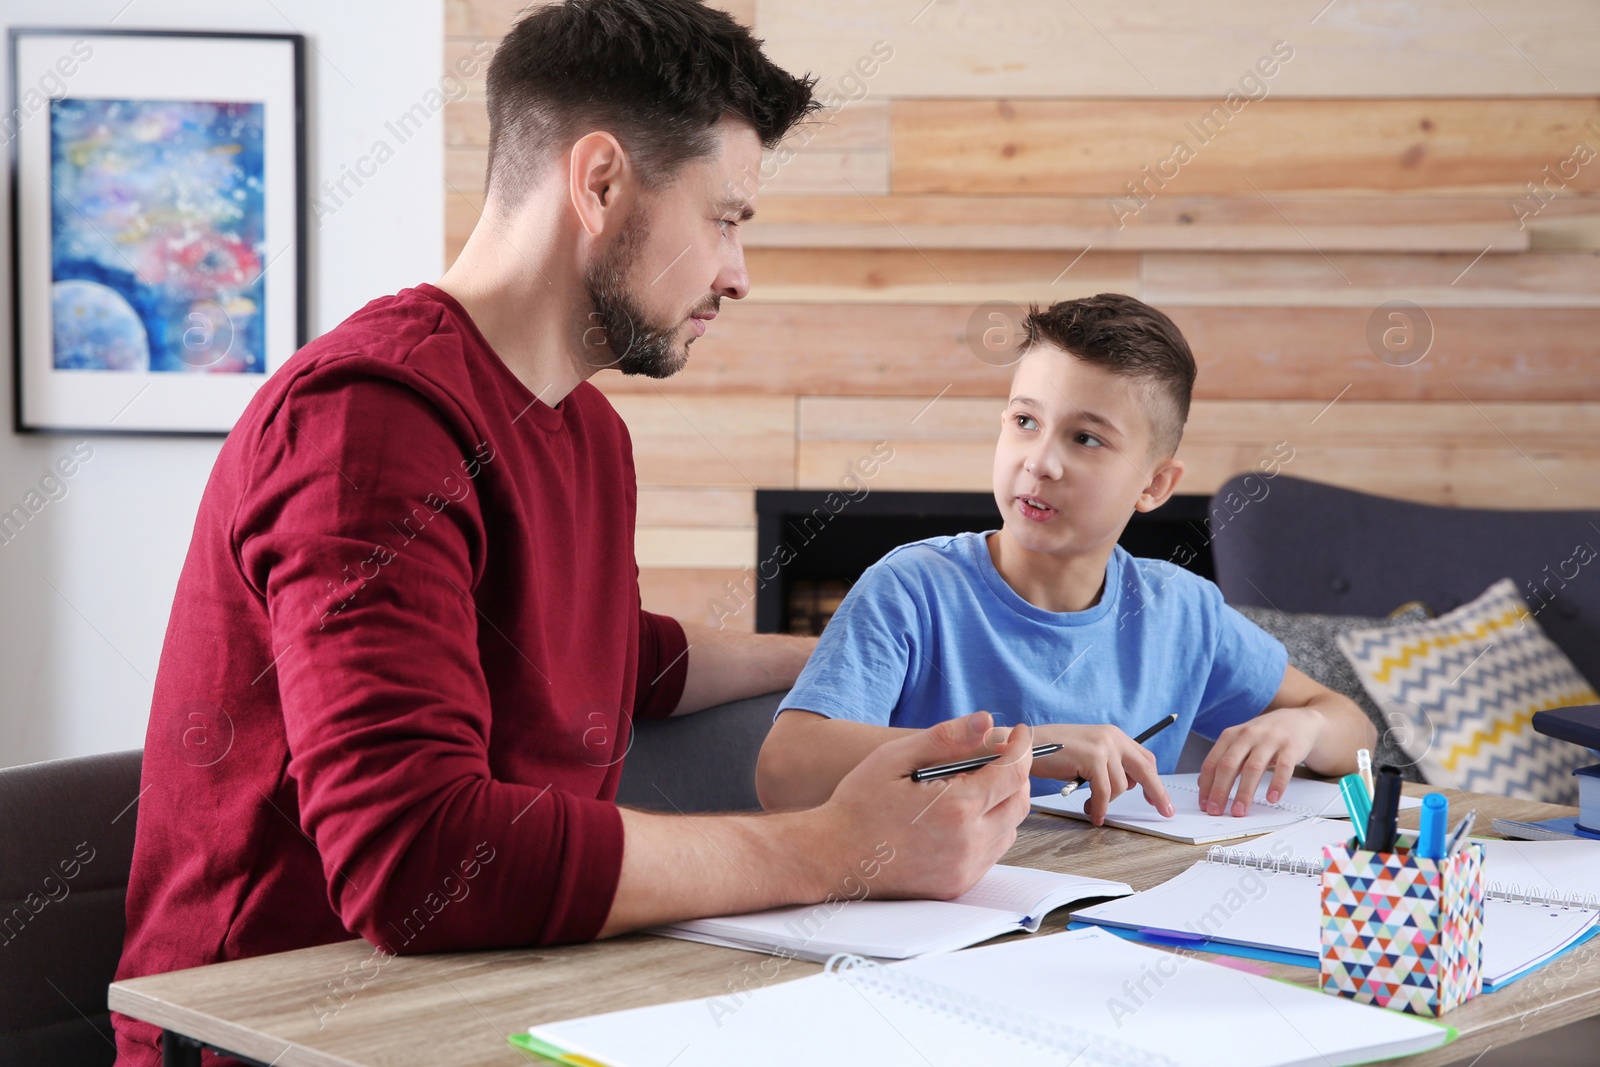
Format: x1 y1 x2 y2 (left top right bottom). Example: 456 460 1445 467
992 347 1168 559
583 117 760 377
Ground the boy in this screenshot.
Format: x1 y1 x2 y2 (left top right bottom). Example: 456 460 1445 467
756 294 1374 824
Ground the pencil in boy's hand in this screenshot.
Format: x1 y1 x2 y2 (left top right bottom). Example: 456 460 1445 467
1058 712 1179 797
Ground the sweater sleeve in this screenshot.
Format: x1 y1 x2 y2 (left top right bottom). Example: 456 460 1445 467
633 609 688 720
235 365 625 951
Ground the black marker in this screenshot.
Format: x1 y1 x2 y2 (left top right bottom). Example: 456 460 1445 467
1364 764 1405 853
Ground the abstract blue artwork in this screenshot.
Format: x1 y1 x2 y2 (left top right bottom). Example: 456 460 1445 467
49 98 266 374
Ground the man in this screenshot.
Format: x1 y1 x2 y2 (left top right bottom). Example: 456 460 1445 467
112 3 1035 1063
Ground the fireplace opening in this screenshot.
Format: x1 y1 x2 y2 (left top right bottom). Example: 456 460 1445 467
755 490 1215 635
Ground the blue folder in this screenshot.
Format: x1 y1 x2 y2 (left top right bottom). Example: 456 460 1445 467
1065 921 1600 993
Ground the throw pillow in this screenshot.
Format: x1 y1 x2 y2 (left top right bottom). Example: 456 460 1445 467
1336 578 1600 804
1235 603 1433 783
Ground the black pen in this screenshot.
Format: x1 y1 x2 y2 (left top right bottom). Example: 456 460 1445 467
1059 713 1180 798
910 742 1064 782
1364 764 1405 853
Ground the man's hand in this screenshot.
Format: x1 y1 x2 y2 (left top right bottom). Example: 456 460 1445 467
985 722 1174 826
601 711 1037 936
1197 706 1324 816
805 711 1036 901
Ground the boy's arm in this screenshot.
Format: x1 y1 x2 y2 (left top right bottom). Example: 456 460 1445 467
1266 667 1377 776
1197 665 1377 817
757 710 919 810
755 560 926 810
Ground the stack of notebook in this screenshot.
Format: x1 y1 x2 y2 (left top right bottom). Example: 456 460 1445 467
1070 818 1600 990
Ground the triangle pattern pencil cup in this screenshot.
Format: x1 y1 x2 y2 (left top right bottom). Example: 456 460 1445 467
1319 832 1485 1017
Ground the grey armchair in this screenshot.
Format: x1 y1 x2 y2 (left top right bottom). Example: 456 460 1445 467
0 749 141 1067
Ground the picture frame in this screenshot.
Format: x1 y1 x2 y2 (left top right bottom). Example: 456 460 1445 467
10 28 306 435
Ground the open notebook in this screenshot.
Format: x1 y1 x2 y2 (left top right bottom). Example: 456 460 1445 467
1071 819 1600 990
510 927 1455 1067
652 864 1131 961
1031 772 1421 844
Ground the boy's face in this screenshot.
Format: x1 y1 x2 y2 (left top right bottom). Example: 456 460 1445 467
991 347 1184 560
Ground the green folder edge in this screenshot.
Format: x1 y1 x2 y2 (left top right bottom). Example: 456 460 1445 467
507 1030 613 1067
1256 975 1460 1066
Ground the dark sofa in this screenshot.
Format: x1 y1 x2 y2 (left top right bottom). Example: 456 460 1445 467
1208 472 1600 692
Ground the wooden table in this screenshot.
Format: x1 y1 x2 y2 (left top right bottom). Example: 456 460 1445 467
110 786 1600 1067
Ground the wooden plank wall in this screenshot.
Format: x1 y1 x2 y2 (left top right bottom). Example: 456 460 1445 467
444 0 1600 630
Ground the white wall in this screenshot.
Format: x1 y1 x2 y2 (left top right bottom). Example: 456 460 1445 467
0 0 444 768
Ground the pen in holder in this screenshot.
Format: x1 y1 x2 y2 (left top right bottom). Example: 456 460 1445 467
1319 829 1485 1017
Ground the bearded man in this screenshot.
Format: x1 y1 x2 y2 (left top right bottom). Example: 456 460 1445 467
112 5 1036 1063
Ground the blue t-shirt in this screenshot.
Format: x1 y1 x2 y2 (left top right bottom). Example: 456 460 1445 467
779 532 1289 796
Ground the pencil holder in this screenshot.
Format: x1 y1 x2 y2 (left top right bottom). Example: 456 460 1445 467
1318 833 1484 1017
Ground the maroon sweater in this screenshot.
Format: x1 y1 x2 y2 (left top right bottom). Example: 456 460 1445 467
112 284 687 1066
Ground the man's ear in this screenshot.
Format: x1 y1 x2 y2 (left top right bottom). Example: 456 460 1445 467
568 131 629 238
1134 455 1184 513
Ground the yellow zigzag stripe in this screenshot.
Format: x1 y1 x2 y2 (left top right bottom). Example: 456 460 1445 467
1440 689 1600 772
1368 605 1528 684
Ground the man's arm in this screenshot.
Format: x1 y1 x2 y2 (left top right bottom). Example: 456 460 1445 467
242 374 641 952
600 713 1036 935
1197 665 1377 817
758 709 1175 822
671 622 817 715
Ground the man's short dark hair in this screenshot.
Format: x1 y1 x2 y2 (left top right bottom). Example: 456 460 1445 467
485 0 821 207
1021 293 1197 458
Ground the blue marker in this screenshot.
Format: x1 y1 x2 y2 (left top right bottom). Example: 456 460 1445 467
1418 792 1450 859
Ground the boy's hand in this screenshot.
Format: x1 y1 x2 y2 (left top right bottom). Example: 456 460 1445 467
810 712 1035 901
1197 706 1325 816
990 722 1174 825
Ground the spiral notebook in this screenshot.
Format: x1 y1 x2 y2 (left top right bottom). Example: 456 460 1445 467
1208 818 1600 908
509 927 1455 1067
1070 819 1600 990
653 864 1132 961
1031 772 1422 844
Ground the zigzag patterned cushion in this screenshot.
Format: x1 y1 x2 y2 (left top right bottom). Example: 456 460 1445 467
1336 579 1599 804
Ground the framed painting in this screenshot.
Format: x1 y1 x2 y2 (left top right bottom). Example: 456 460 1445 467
10 29 305 434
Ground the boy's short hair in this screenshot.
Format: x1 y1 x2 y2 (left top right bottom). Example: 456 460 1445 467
485 0 821 208
1020 293 1196 458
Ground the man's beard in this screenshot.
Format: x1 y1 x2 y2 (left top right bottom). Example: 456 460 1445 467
582 206 695 379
